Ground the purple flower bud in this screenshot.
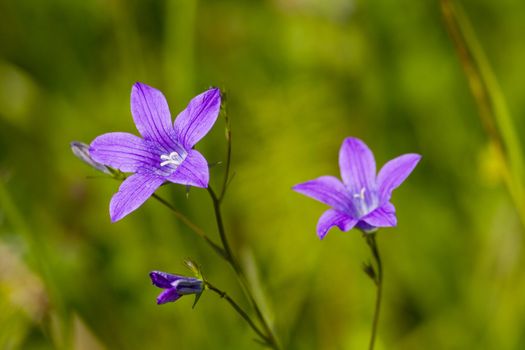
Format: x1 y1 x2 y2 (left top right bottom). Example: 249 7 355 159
71 141 113 175
172 278 204 295
149 271 204 305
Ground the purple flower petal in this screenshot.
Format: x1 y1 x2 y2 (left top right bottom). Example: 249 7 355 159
361 202 397 228
165 150 209 188
131 82 176 148
339 137 376 194
89 132 157 172
377 154 421 204
109 173 165 222
292 176 351 213
149 271 182 289
316 209 358 239
156 288 182 304
174 88 221 149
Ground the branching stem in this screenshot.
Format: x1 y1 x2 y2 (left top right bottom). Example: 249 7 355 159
207 186 280 350
206 281 270 345
151 193 227 259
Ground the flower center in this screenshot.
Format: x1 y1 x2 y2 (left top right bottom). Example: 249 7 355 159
353 187 366 200
160 152 184 167
351 187 374 217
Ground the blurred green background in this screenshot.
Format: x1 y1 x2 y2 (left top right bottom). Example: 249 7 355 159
1 0 525 349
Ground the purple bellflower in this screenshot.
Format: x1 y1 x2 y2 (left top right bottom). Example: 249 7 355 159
89 82 221 222
293 137 421 239
149 271 204 305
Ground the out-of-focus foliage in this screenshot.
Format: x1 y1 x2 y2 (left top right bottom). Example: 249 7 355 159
1 0 524 349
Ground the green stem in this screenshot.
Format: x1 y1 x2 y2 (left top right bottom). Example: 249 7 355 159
207 186 280 350
219 116 232 203
206 281 270 345
151 193 227 260
365 233 383 350
207 187 235 262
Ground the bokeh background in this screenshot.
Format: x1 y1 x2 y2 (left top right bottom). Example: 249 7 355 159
1 0 525 349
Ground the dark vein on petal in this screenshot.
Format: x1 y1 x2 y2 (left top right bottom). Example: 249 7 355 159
177 155 203 186
115 175 161 217
185 94 211 144
181 93 215 147
96 150 158 164
138 86 173 148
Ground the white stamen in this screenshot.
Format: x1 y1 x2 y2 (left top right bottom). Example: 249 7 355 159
160 152 183 167
353 187 366 200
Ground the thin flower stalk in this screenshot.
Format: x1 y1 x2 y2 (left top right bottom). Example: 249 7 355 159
365 233 383 350
218 100 232 203
205 281 270 346
150 194 227 259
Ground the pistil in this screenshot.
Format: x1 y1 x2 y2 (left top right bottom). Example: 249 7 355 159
160 151 184 167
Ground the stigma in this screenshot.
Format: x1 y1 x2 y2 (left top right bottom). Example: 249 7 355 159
353 187 366 200
160 152 184 167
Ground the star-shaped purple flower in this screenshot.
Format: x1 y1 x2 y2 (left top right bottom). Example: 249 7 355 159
293 137 421 239
149 271 204 304
89 82 221 222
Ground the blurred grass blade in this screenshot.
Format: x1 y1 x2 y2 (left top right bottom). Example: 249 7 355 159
164 0 197 99
0 179 70 348
440 0 525 228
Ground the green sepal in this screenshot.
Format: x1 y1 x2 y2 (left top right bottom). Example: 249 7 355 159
109 167 126 180
362 261 376 282
192 291 203 309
